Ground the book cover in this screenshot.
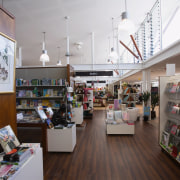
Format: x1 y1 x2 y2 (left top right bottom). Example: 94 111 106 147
0 125 20 153
164 120 176 133
161 131 170 147
35 106 47 121
170 124 178 135
175 125 180 137
0 164 13 177
3 147 31 162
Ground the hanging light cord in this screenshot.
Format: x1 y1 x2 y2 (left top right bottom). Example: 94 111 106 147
42 32 46 50
112 17 114 48
57 47 60 60
2 0 3 7
125 0 127 12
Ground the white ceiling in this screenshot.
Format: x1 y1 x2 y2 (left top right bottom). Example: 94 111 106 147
3 0 157 66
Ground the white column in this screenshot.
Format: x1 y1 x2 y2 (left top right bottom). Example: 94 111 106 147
142 69 151 119
66 36 70 64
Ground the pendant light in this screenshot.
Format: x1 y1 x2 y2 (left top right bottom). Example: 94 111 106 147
57 47 62 66
40 32 49 66
118 0 135 34
109 17 118 61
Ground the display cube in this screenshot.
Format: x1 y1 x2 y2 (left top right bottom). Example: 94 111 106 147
47 124 76 152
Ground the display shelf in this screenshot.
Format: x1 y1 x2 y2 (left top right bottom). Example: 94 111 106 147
16 96 64 99
83 88 93 118
159 75 180 163
120 86 137 107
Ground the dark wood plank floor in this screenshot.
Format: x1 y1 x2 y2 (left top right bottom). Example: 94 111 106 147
43 110 180 180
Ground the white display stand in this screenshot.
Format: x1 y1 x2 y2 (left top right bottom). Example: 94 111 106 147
106 123 135 135
72 106 83 124
11 148 43 180
47 124 76 152
159 75 180 163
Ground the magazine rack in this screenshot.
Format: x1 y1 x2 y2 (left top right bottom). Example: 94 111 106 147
159 75 180 163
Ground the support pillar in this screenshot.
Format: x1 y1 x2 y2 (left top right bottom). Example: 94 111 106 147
142 69 151 120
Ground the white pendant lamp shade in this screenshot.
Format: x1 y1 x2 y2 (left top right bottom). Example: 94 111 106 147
40 49 49 62
109 47 118 61
118 14 135 34
57 60 62 65
40 32 50 62
118 0 135 34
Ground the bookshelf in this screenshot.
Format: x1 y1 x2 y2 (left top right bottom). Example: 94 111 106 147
120 86 137 107
159 75 180 163
16 66 74 153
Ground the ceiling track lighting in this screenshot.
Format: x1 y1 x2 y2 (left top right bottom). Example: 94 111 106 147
40 32 50 66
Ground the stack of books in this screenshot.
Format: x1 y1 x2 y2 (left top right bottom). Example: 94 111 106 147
0 125 33 179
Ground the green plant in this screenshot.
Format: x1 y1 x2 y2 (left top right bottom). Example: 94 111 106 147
151 94 159 111
142 91 151 106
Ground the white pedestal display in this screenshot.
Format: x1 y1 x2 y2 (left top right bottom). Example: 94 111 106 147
47 124 76 152
106 123 135 135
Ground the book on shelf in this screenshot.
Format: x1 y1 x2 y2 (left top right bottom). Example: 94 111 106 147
3 147 31 163
35 106 47 121
161 131 170 147
0 164 13 178
175 125 180 137
164 120 176 133
0 125 33 171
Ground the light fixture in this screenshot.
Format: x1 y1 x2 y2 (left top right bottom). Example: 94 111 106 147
40 32 49 66
74 42 83 50
118 0 135 34
109 18 118 61
57 47 62 66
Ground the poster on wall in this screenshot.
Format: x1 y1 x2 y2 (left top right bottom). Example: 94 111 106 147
0 32 16 93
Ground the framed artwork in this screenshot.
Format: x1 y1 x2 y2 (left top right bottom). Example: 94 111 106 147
0 32 16 93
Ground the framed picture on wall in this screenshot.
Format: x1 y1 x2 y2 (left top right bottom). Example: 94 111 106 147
0 32 16 93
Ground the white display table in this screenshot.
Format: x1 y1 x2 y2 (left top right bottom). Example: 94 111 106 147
71 106 83 124
11 148 43 180
106 123 135 135
47 124 76 152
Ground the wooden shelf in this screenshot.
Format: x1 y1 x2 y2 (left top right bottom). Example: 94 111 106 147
16 96 64 99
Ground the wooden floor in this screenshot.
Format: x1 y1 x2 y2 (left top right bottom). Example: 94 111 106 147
44 108 180 180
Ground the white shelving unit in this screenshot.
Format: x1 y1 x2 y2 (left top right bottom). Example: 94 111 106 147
47 124 76 152
159 75 180 163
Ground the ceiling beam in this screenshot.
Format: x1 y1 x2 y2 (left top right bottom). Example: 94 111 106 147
72 63 143 71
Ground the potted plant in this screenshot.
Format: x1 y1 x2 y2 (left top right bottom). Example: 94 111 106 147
142 91 151 121
151 93 159 119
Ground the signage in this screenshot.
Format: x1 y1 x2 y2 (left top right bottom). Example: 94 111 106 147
75 71 113 76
